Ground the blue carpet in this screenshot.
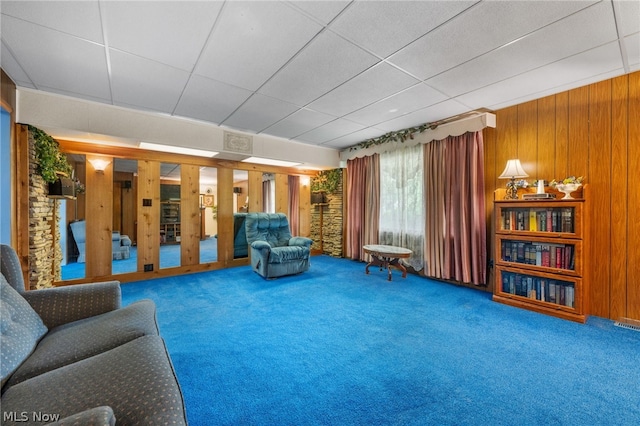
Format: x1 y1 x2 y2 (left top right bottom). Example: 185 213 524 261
61 237 218 280
121 256 640 426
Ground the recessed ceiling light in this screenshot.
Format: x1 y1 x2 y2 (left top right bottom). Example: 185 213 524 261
388 108 399 113
241 157 301 167
139 142 218 158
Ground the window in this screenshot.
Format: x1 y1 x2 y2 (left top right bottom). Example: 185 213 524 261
379 144 424 270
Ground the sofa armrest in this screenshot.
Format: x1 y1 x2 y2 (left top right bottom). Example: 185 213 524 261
289 236 313 248
46 406 115 426
251 241 272 252
22 281 122 329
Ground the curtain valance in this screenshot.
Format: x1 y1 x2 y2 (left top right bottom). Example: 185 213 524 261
340 112 495 163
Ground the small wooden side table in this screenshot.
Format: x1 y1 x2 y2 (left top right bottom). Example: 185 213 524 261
363 244 413 281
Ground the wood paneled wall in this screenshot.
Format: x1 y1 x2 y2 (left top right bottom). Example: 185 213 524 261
85 155 114 277
484 71 640 322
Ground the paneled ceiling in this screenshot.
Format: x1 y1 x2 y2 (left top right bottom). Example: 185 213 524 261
2 0 638 152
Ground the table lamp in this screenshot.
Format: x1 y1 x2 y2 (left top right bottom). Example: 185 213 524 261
499 159 528 199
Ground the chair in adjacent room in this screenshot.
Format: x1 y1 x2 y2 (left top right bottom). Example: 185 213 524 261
69 220 132 262
244 212 313 279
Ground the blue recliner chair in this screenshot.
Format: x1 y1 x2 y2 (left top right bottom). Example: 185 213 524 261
244 213 312 279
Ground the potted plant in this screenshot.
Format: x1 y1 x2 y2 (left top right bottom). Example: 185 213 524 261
30 125 76 198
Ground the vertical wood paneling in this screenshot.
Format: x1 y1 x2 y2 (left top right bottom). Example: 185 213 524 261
628 72 640 320
567 86 589 176
217 168 234 264
137 160 160 273
610 75 629 319
488 71 640 322
517 100 538 178
275 173 289 214
16 125 30 286
496 106 518 190
555 91 569 178
537 95 556 181
588 80 612 317
113 182 122 232
248 170 262 213
85 155 113 277
299 178 311 237
181 164 200 266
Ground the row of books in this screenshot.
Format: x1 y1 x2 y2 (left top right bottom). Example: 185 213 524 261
500 271 575 308
500 208 574 233
500 241 575 270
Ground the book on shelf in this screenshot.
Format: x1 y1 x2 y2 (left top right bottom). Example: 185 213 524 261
500 271 575 308
500 240 574 270
500 207 575 233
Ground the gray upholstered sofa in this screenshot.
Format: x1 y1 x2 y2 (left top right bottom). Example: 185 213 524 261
0 244 187 425
245 213 313 278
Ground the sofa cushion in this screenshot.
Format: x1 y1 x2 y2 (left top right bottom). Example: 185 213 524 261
0 335 187 425
269 246 310 264
1 244 26 293
48 406 116 426
0 276 48 387
6 299 159 387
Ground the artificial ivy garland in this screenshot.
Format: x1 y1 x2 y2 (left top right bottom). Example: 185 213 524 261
348 121 439 152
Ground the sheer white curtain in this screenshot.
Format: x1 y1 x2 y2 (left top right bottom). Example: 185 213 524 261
379 144 424 270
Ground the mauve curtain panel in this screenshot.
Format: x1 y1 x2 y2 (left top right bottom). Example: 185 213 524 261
424 131 486 285
288 175 300 234
346 154 380 260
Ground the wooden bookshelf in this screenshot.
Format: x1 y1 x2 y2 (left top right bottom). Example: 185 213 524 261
160 201 181 244
493 186 588 323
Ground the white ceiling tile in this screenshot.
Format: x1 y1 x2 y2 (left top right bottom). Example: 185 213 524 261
1 16 111 100
0 41 33 88
321 127 389 150
262 108 336 139
0 0 103 43
375 99 470 133
195 1 323 90
287 1 350 25
426 1 619 97
0 0 633 159
296 118 365 144
388 0 598 81
307 62 420 116
259 30 379 106
615 0 640 36
222 93 300 133
456 42 624 110
110 50 190 113
174 75 253 125
626 33 640 69
104 1 222 71
330 1 475 58
344 83 448 127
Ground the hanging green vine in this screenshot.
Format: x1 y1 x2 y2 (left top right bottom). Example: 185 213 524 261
30 125 73 183
348 121 440 152
311 168 342 194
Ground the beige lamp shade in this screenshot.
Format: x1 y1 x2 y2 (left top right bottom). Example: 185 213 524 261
498 159 529 179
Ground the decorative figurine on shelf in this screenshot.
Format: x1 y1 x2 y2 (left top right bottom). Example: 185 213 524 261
550 176 584 200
